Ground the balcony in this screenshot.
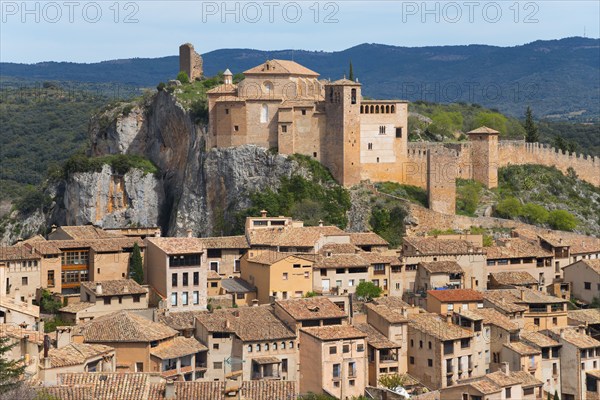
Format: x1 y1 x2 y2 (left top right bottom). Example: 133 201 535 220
252 371 280 380
380 353 398 363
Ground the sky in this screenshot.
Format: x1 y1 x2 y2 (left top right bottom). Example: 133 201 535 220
1 1 599 63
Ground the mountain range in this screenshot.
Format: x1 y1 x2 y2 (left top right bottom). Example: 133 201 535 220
1 37 599 118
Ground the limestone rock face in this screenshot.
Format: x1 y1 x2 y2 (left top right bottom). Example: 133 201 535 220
62 165 164 228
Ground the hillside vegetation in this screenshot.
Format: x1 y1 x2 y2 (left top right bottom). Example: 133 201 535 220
456 165 600 236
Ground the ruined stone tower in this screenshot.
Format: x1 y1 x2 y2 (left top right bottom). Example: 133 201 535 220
427 147 458 215
468 126 499 188
323 79 362 186
179 43 203 81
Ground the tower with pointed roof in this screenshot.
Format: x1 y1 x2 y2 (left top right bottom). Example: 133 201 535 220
467 126 499 188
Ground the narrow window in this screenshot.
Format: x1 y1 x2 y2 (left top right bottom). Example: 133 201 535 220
351 88 356 104
260 104 268 123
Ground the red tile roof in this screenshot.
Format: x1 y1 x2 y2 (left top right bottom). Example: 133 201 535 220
427 289 484 302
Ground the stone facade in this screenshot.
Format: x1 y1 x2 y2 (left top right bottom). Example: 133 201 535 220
179 43 203 81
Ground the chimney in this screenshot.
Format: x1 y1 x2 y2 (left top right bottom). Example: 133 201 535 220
318 219 323 227
50 224 57 233
252 299 259 307
520 289 525 300
560 329 566 339
500 362 510 375
96 283 103 295
446 313 453 324
155 229 161 238
123 285 129 294
165 379 176 399
260 210 267 218
186 229 193 238
43 334 50 358
401 307 408 318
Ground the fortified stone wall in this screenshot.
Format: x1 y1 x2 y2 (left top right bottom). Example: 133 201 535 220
179 43 203 81
498 141 600 186
427 147 458 215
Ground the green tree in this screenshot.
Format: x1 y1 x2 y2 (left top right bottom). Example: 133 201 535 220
427 111 463 138
473 112 508 136
553 390 560 400
0 336 25 394
348 61 354 81
39 289 62 314
523 106 539 143
548 210 578 231
522 203 549 224
378 373 409 390
129 242 144 284
494 197 522 219
176 71 190 84
355 281 383 301
552 135 577 154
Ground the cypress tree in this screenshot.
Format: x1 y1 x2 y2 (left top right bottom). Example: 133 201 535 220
524 106 539 143
130 242 144 284
0 336 25 394
348 61 354 81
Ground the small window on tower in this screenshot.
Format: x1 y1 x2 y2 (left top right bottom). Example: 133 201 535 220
351 88 357 104
396 128 402 138
302 109 307 115
368 143 373 150
234 126 239 132
281 125 287 133
225 108 229 115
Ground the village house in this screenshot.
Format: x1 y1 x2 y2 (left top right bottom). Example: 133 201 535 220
348 232 390 252
544 326 600 400
0 323 45 378
485 237 554 290
520 330 562 396
0 261 40 327
416 261 465 292
273 297 347 336
0 245 41 302
426 289 484 315
39 343 116 385
219 277 257 307
562 259 600 304
194 305 298 383
440 366 544 400
58 279 149 323
353 322 403 387
198 235 249 278
48 225 127 241
500 341 542 382
240 250 314 303
299 325 368 398
144 237 208 311
407 313 479 389
67 310 208 380
453 307 520 374
398 236 486 298
483 288 568 331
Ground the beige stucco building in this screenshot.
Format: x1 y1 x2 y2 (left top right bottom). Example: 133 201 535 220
562 259 600 304
299 325 368 398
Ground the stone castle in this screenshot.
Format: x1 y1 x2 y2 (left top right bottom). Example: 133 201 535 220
183 45 599 215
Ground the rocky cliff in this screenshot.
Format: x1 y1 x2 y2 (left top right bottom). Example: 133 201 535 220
1 91 316 244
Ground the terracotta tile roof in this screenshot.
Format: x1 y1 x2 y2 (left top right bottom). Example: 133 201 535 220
74 311 177 343
156 311 206 331
463 379 502 394
41 386 93 400
484 288 566 307
353 323 400 349
483 290 528 313
80 279 146 296
207 270 221 280
241 380 298 400
246 250 314 266
365 303 408 324
359 252 401 265
408 313 473 341
45 343 114 368
59 301 94 314
0 324 45 344
506 370 544 388
372 296 412 309
54 225 126 240
150 381 300 400
56 372 156 399
21 234 46 243
145 237 204 255
149 336 207 360
243 59 319 76
512 228 600 255
486 238 552 259
489 271 538 286
467 126 500 134
461 308 519 332
206 83 238 94
587 370 600 379
314 253 369 269
251 356 282 365
275 297 346 321
198 235 249 249
520 331 561 348
349 232 389 246
221 278 256 293
246 225 345 247
419 261 463 274
319 243 360 254
0 245 41 261
547 327 600 348
568 309 600 325
27 237 145 255
403 237 483 255
427 289 484 302
300 325 367 341
411 392 441 400
503 341 540 355
195 305 295 342
485 370 527 387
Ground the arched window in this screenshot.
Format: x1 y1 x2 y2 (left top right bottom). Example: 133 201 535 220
263 81 273 94
360 105 364 113
385 105 390 113
375 105 380 114
260 104 268 123
365 106 369 114
351 88 357 104
370 105 374 113
329 88 334 103
391 105 395 113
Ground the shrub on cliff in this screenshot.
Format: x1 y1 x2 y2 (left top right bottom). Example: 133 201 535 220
63 154 158 177
494 197 522 219
176 71 189 84
548 210 578 231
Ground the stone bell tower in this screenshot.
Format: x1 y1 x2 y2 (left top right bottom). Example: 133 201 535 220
467 126 499 188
